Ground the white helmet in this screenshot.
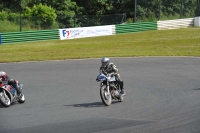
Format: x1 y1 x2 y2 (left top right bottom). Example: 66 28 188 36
0 77 2 83
101 57 110 68
0 71 6 81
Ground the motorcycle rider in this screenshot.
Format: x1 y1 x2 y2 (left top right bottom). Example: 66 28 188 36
98 57 125 94
0 71 22 97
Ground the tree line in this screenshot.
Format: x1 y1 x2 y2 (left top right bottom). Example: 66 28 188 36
0 0 198 30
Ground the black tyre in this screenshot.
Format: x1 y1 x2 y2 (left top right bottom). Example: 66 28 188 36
118 95 124 102
18 93 25 103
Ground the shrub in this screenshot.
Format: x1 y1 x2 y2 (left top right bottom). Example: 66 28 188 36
31 3 57 29
0 10 8 20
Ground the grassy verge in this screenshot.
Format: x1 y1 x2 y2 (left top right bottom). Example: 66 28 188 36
0 27 200 63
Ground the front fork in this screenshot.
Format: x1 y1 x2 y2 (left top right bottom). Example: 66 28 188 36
106 82 110 94
101 82 110 94
101 82 110 99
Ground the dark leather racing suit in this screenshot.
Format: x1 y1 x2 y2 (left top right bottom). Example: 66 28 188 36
99 62 124 92
2 75 21 95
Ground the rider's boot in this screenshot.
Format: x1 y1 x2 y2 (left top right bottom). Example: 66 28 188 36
16 87 22 98
121 89 125 94
120 81 125 94
10 80 22 98
15 85 22 98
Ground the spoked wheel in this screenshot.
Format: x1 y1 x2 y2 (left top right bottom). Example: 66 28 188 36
0 92 11 107
118 94 124 102
18 93 25 103
100 85 112 106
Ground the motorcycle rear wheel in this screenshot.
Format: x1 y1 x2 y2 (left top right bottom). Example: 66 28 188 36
100 85 112 106
118 95 124 102
18 93 25 103
0 92 11 107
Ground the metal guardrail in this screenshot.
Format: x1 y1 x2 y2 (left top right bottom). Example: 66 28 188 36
1 29 59 44
115 22 157 34
0 18 197 44
0 34 2 44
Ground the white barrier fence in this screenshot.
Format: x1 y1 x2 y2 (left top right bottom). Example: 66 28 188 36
157 18 194 30
58 17 199 41
194 17 200 26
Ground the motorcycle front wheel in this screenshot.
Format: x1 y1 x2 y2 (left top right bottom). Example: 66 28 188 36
0 92 11 107
100 85 112 106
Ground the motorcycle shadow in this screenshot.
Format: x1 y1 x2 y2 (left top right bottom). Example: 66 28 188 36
64 101 119 108
0 104 3 108
193 88 200 90
0 102 18 108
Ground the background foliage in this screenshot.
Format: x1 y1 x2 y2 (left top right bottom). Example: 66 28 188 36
0 0 199 32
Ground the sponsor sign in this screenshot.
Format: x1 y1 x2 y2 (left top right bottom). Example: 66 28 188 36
59 25 113 40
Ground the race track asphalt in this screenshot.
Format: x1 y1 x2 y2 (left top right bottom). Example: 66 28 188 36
0 57 200 133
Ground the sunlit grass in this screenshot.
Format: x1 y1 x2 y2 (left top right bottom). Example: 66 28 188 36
0 27 200 63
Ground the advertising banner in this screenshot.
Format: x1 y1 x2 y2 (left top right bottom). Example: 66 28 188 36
59 25 113 40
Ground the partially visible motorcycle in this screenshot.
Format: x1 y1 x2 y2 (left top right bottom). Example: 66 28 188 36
0 80 25 107
96 73 125 106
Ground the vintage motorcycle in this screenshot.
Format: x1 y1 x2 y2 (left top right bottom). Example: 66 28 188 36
96 73 125 106
0 81 25 107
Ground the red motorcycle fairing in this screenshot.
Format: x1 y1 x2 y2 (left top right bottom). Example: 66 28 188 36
0 82 25 107
6 85 11 91
0 85 15 101
0 83 4 88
